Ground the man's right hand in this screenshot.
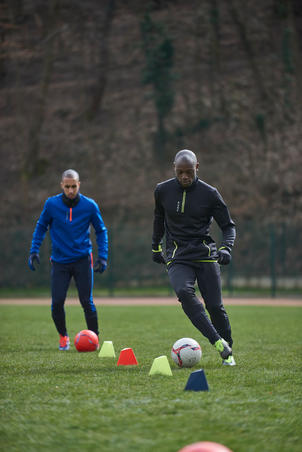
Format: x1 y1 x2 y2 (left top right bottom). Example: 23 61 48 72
152 245 166 264
28 253 40 271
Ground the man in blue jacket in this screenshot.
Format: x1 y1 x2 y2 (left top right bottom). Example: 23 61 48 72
28 169 108 351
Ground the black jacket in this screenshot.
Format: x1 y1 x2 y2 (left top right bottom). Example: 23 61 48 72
152 177 236 264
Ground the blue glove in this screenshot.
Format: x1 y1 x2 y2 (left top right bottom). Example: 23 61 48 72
217 248 231 265
28 253 40 271
94 257 107 273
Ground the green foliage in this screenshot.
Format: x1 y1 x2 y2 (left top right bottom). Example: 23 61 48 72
1 305 302 451
210 0 221 36
210 5 219 27
141 14 174 117
254 113 266 142
140 13 175 156
273 0 290 19
191 118 212 133
173 117 216 146
282 27 294 74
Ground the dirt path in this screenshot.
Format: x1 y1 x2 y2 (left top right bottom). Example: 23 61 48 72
1 297 302 306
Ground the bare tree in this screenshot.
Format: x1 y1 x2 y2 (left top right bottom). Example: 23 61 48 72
86 0 116 120
22 0 61 180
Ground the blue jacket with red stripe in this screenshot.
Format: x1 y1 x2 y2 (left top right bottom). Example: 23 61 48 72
30 193 108 263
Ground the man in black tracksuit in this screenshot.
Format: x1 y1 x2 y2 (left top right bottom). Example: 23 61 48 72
152 149 236 365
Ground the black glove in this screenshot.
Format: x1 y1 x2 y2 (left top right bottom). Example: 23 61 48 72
217 248 231 265
94 257 107 273
28 253 40 271
152 245 166 264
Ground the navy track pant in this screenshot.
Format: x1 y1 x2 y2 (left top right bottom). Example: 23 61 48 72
168 262 232 346
51 254 99 336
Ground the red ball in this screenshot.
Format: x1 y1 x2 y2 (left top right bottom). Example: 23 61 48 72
178 442 233 452
74 330 99 352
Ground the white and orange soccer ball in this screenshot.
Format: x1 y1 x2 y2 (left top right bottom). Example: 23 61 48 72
171 337 202 368
74 330 99 352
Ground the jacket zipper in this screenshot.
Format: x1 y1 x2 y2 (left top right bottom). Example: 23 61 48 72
69 208 72 222
181 190 186 213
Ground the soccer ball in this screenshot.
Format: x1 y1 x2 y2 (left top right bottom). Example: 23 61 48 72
74 330 99 352
171 337 202 368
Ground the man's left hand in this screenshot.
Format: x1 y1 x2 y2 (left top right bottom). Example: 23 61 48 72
94 258 107 273
217 248 231 265
28 253 40 271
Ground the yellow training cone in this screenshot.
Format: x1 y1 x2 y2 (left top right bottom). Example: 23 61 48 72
149 355 173 376
98 341 116 358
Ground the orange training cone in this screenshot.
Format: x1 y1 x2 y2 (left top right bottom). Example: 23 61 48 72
117 348 138 366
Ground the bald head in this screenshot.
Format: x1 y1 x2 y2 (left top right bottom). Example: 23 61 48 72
174 149 197 166
61 169 81 200
62 169 79 181
174 149 199 188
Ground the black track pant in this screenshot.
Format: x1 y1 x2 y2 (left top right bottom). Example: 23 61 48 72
168 262 232 346
51 255 99 336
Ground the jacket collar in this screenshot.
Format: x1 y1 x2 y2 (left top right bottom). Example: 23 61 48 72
175 177 198 192
62 193 80 208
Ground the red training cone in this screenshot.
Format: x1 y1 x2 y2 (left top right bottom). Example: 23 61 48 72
117 348 138 366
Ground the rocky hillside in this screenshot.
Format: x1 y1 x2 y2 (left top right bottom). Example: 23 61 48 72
1 0 302 227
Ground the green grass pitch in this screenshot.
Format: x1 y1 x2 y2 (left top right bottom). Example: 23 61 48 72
1 304 301 452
